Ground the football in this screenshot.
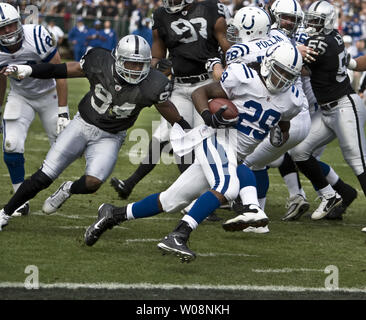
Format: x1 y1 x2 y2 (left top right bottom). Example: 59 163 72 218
208 98 239 120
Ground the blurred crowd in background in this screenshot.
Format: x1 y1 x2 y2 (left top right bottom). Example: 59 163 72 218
5 0 366 92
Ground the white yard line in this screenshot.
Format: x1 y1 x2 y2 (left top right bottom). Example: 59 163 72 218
0 282 365 293
252 268 324 273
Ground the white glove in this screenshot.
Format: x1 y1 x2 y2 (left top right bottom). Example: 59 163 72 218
57 106 70 135
346 53 357 70
4 64 32 80
269 125 284 147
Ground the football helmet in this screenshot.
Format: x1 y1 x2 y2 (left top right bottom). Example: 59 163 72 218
162 0 194 14
271 0 303 37
260 42 302 94
114 35 151 84
0 3 23 47
227 6 271 43
304 1 336 36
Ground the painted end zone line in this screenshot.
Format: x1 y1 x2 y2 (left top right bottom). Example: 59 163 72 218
1 282 366 293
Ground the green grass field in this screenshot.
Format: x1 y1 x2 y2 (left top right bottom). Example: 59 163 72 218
1 77 366 301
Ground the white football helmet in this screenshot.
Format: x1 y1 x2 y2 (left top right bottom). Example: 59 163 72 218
162 0 194 14
114 35 151 84
227 7 271 43
271 0 303 37
260 42 303 94
304 1 336 36
0 3 23 47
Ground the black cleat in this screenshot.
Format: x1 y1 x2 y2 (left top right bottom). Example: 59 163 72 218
110 177 133 200
13 203 30 217
157 232 196 263
205 212 222 222
326 185 357 220
84 203 122 246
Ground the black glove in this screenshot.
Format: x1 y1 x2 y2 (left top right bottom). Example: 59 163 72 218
156 58 172 73
201 106 238 129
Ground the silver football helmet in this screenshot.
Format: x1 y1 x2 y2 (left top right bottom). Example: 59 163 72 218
114 35 151 84
162 0 194 14
260 42 302 94
271 0 303 37
0 3 23 47
304 1 336 36
227 6 271 43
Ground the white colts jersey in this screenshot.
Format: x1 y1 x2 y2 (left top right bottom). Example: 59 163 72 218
225 33 285 65
0 24 57 98
221 63 303 160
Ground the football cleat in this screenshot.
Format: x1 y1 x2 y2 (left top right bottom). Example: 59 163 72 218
282 194 310 221
311 193 343 220
326 184 357 220
222 204 269 232
361 227 366 233
110 177 133 200
0 209 11 231
42 181 72 214
243 226 270 234
205 212 222 222
157 232 196 263
12 202 30 217
84 203 123 246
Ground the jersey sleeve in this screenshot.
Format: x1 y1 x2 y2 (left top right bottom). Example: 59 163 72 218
151 8 164 31
209 0 227 20
143 69 172 105
32 25 58 62
220 63 255 99
281 85 304 121
80 48 105 78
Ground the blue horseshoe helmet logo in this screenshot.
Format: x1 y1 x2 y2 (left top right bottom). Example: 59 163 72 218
241 14 255 30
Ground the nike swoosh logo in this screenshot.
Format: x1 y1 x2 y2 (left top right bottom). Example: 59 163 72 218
173 238 183 246
94 217 105 230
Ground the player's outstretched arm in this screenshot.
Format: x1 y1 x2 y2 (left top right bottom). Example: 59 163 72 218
0 61 85 80
349 54 366 72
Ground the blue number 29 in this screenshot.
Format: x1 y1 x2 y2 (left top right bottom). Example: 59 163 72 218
236 100 281 140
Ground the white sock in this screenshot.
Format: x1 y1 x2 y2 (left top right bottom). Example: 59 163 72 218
258 197 266 210
12 182 22 193
283 173 302 198
126 203 135 220
240 186 260 207
326 167 339 186
319 185 336 198
182 215 198 230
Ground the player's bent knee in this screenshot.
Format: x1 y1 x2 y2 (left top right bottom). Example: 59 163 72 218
85 176 103 191
159 190 191 213
3 136 21 153
221 179 240 203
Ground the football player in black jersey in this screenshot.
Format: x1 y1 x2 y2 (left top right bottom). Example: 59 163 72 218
288 1 366 220
0 35 191 231
110 0 231 213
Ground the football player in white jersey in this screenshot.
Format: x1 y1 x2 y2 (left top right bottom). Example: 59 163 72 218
83 42 303 262
0 3 68 216
223 4 312 230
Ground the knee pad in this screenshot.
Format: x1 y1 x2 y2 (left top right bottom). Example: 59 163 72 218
222 177 240 202
3 135 20 153
160 189 192 213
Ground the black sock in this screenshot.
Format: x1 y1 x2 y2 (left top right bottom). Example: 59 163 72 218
4 170 52 215
295 156 329 190
70 175 97 194
278 152 297 177
124 139 168 187
357 172 366 197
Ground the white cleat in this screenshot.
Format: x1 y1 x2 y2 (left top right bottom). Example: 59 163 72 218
42 181 73 214
362 227 366 233
243 226 270 234
222 204 269 232
282 194 310 221
311 193 343 220
0 209 11 231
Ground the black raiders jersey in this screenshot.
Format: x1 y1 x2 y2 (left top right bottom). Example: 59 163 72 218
78 48 171 134
152 0 226 77
305 30 355 104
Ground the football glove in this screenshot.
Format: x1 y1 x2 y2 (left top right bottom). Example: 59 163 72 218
57 106 70 135
205 57 221 73
156 58 172 73
3 64 32 80
269 125 284 147
346 52 357 70
201 106 238 129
